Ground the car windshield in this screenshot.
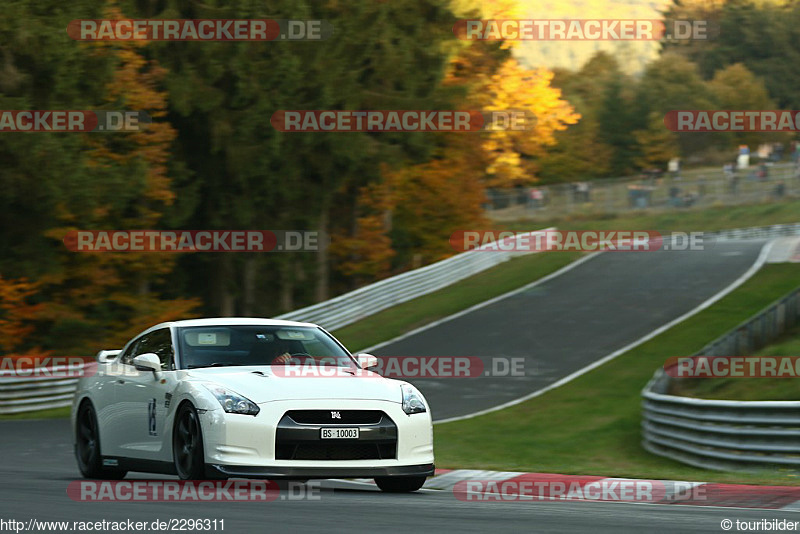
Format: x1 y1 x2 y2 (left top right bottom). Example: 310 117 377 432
177 325 355 369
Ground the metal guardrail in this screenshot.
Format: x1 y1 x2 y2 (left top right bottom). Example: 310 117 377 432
0 363 86 415
642 287 800 471
275 228 555 331
710 222 800 242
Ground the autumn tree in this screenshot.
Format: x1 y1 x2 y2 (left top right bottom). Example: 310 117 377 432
329 176 396 287
662 0 800 109
141 0 459 310
537 53 629 181
38 2 199 353
636 53 719 158
335 0 579 274
0 276 44 357
480 59 580 187
633 112 680 169
706 63 786 148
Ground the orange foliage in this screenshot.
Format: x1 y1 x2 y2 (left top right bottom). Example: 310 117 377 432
384 140 490 266
331 181 397 282
32 1 200 355
0 276 43 354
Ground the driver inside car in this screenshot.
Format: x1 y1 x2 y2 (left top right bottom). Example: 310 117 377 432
251 338 306 365
272 352 293 364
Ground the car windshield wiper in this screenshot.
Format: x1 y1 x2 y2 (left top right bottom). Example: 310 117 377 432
187 362 238 369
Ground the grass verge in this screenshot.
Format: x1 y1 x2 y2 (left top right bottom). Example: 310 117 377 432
671 324 800 401
434 263 800 485
504 197 800 235
0 406 70 420
333 251 582 351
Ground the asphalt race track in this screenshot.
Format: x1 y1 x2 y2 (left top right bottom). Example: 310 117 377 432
2 418 798 534
2 238 788 534
374 240 767 420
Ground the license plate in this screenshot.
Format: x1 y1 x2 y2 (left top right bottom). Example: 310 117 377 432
320 427 359 439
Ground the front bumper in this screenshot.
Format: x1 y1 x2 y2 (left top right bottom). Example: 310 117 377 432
199 399 434 473
206 463 435 480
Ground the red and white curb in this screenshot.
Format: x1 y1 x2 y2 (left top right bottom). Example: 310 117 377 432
766 236 800 263
344 469 800 510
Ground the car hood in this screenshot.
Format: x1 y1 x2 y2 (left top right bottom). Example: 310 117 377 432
183 366 402 404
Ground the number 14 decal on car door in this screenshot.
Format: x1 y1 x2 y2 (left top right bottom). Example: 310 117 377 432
148 398 157 436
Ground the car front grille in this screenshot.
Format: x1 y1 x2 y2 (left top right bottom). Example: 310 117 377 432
284 410 385 425
275 442 397 461
275 410 398 461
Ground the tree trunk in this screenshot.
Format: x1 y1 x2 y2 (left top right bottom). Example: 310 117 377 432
315 208 330 302
280 256 294 312
241 256 256 316
213 255 235 316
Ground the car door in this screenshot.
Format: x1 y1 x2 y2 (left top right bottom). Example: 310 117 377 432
99 337 142 458
113 328 179 461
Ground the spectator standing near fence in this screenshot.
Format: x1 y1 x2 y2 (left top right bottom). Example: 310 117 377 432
774 180 786 199
528 187 544 209
668 157 681 179
738 145 750 170
575 182 590 202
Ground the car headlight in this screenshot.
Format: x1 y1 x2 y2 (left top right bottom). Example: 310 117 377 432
401 384 427 415
202 383 260 415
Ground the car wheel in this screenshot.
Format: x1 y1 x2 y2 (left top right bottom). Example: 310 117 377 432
374 476 427 493
75 401 127 479
173 403 206 480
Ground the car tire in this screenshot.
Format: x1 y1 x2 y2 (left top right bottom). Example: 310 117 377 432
374 476 427 493
75 401 127 480
173 403 206 480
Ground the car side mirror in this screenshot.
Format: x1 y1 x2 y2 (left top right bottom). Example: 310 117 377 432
356 353 379 369
133 353 162 373
97 349 121 364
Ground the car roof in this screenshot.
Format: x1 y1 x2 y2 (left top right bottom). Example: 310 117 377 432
154 317 318 329
112 318 323 356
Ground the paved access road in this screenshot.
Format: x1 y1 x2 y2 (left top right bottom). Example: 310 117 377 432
373 240 767 420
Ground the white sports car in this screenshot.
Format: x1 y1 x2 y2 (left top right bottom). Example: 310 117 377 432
71 318 434 492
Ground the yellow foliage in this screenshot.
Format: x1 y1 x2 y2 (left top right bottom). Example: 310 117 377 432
480 59 580 186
